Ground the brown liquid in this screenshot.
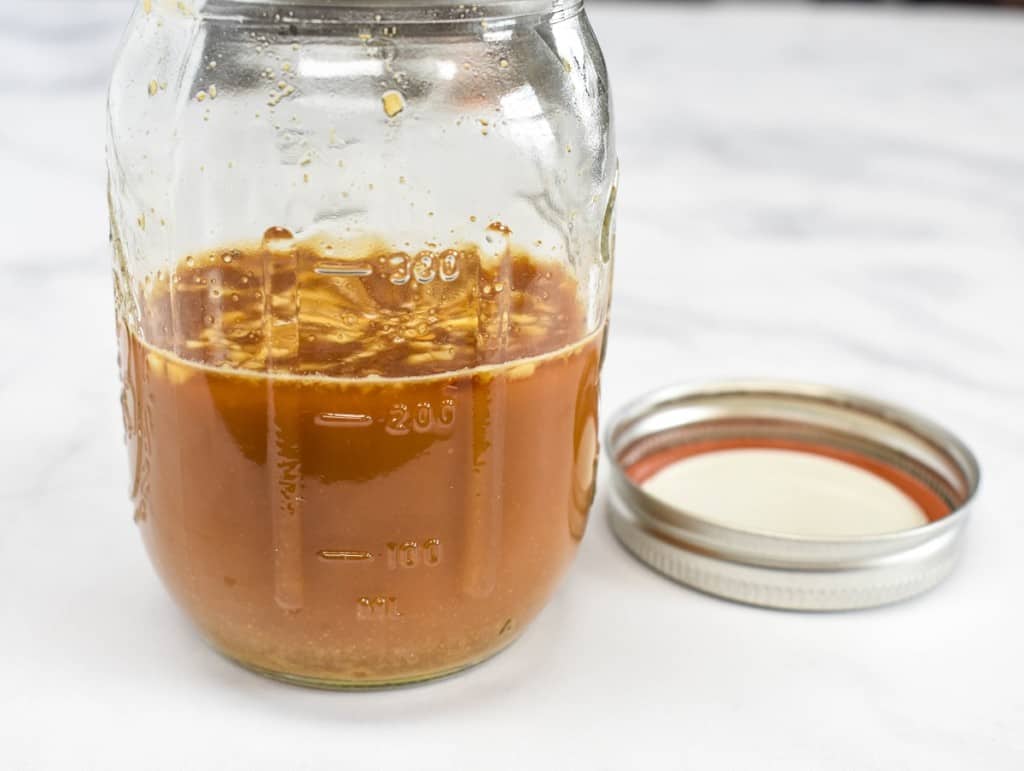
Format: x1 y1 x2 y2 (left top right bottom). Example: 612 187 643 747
118 232 603 685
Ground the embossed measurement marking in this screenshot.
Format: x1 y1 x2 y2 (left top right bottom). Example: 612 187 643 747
357 595 401 621
386 250 461 286
386 401 456 437
314 261 374 277
386 539 442 569
315 412 374 428
318 550 375 562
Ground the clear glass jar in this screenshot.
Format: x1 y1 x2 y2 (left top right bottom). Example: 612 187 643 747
108 0 616 687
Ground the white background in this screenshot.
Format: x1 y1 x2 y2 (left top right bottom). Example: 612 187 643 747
3 2 1023 769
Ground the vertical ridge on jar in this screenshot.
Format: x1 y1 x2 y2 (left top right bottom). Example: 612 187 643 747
460 225 513 599
263 229 306 611
165 256 203 610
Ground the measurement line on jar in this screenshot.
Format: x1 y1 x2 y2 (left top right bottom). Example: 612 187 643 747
318 550 375 562
314 261 374 277
315 412 374 428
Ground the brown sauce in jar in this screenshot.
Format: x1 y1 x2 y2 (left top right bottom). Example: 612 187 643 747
118 230 603 685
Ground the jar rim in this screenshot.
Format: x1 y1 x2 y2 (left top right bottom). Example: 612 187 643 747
194 0 583 23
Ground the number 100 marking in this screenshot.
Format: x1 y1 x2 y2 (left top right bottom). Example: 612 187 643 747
386 539 442 570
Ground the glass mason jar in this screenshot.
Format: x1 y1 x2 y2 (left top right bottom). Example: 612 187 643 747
108 0 616 687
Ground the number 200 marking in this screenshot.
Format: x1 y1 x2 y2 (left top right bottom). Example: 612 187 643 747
386 400 456 437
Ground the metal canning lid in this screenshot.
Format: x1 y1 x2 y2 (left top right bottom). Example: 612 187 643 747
605 381 981 611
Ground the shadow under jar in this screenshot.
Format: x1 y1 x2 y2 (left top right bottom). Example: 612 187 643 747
107 0 616 687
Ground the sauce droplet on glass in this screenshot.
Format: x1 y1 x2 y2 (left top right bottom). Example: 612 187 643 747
382 90 406 118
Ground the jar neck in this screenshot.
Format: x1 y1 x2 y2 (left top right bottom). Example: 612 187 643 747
196 0 582 24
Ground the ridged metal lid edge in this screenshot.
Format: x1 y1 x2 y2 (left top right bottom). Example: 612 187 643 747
605 380 981 611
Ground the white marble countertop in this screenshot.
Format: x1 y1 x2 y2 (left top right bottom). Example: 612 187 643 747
3 2 1023 768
